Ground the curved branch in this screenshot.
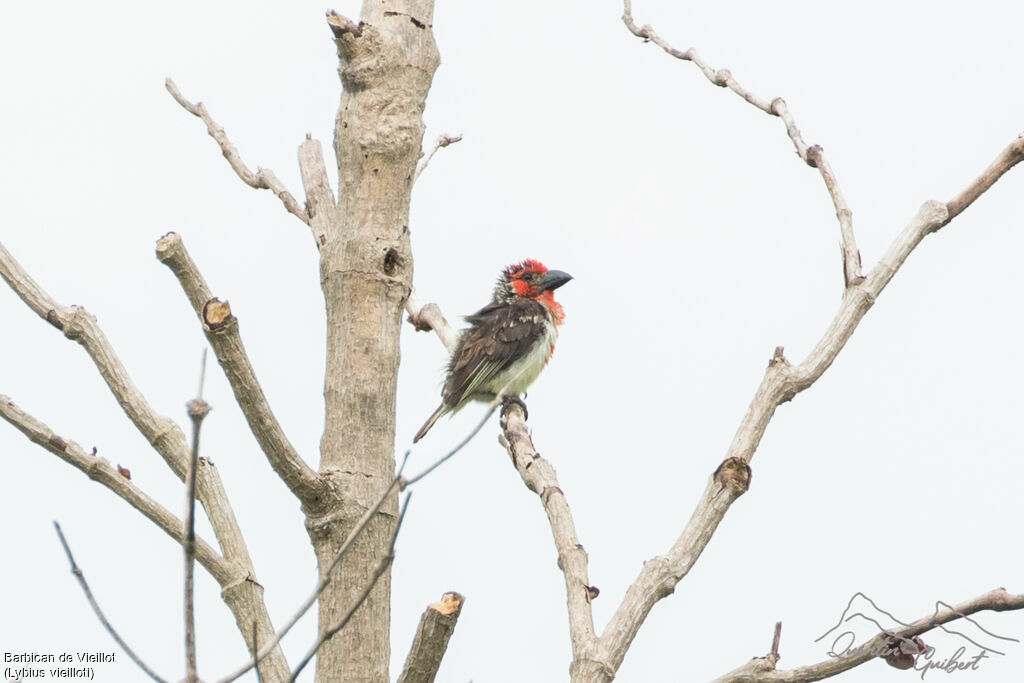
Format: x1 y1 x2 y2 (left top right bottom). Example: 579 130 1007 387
0 240 252 553
621 1 861 285
405 293 457 353
166 79 310 226
500 118 1020 678
156 232 328 509
1 395 230 584
498 402 601 679
590 141 1023 676
54 522 170 683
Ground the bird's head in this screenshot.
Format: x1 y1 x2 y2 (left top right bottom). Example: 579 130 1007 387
494 259 573 320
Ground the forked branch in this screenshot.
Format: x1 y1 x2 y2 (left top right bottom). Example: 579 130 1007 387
156 232 328 509
580 144 1023 682
488 8 1024 681
0 397 229 583
0 240 290 679
413 133 463 184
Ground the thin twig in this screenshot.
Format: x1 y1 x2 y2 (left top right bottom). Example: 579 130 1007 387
288 494 414 682
1 396 231 584
219 396 497 682
197 348 208 399
184 353 212 683
217 452 411 683
404 400 500 486
413 134 463 184
252 621 262 683
165 78 310 226
2 190 289 681
621 1 862 285
53 522 169 683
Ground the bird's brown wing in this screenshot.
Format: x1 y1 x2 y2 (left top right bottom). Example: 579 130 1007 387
443 298 550 408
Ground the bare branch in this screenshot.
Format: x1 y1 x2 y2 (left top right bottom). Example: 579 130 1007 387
156 232 328 508
183 359 212 683
414 134 463 184
165 78 310 226
298 135 337 247
945 133 1024 224
602 10 1024 675
405 292 458 353
621 1 862 286
498 402 601 680
53 522 169 683
405 400 498 486
712 588 1024 682
289 493 414 682
803 141 861 285
397 591 465 683
586 136 1023 675
0 396 231 584
0 241 290 678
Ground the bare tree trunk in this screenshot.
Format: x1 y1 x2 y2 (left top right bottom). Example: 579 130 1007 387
311 3 439 681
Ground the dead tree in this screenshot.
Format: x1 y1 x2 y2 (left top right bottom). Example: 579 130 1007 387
2 2 1022 682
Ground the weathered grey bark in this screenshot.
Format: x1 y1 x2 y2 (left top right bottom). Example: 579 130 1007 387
0 242 292 682
397 592 465 683
310 3 439 681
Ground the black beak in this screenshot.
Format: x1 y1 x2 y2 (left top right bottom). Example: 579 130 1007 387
538 269 573 292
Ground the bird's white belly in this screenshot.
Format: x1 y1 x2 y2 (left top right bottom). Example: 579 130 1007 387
483 323 558 397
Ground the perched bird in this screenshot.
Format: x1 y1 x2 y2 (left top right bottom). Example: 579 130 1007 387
413 259 573 442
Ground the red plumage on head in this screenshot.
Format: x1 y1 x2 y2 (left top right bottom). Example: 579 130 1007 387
500 259 566 323
503 259 548 281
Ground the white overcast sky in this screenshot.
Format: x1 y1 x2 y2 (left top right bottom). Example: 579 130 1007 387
2 1 1023 682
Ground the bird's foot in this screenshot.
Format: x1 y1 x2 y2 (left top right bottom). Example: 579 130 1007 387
500 395 529 421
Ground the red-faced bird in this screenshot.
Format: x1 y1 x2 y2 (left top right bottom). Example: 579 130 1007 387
414 259 572 442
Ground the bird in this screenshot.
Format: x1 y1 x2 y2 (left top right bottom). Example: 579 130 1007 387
413 259 573 443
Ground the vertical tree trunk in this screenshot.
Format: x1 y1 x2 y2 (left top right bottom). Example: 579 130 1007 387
311 2 438 681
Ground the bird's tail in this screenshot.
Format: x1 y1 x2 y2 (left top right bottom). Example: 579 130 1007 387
413 404 448 443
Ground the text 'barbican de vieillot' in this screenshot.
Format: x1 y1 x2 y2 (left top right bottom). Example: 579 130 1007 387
5 652 116 663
